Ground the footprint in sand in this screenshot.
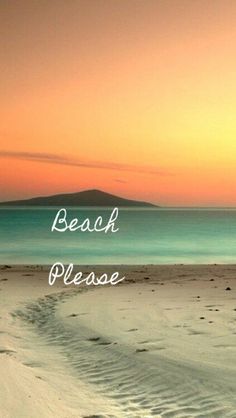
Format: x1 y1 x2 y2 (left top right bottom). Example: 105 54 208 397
22 273 34 276
97 341 112 346
23 361 44 368
126 328 138 332
83 415 106 418
188 329 206 335
0 348 16 355
87 337 100 342
135 348 149 353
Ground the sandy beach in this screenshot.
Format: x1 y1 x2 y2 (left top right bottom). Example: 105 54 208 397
1 265 236 417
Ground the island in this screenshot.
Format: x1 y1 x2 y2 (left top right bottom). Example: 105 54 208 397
0 189 157 207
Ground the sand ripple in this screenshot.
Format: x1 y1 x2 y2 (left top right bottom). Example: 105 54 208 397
13 290 236 418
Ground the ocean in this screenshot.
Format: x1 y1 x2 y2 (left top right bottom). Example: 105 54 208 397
1 207 236 264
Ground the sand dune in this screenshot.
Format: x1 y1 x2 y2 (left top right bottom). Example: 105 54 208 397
0 265 236 417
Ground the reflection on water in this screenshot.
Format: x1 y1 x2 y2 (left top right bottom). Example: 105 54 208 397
1 207 236 264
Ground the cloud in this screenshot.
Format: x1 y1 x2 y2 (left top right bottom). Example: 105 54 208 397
114 179 128 184
0 150 173 176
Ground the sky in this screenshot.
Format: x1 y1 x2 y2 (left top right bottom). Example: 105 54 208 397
1 0 236 206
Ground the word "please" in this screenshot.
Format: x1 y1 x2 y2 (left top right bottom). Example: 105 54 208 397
49 263 125 286
51 207 119 233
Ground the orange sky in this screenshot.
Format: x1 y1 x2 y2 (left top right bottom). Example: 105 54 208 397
1 0 236 206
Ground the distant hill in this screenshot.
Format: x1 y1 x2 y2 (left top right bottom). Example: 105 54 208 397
0 189 157 207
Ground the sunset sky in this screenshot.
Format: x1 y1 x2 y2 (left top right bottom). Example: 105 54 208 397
1 0 236 206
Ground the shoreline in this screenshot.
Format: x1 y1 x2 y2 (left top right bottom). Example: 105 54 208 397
1 265 236 417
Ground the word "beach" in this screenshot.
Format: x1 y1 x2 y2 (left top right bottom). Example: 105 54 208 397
51 207 119 233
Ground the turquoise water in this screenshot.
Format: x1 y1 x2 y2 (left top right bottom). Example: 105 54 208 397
1 207 236 264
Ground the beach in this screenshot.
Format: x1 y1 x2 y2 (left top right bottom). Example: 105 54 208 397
1 265 236 417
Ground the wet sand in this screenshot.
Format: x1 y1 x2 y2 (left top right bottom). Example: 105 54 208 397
0 265 236 417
